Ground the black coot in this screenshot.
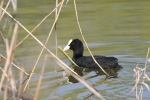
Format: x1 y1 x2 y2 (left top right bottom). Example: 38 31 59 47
63 39 122 69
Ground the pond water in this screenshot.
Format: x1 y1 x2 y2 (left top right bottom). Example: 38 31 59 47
0 0 150 100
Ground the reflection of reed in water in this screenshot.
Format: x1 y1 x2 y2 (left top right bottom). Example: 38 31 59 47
67 66 123 83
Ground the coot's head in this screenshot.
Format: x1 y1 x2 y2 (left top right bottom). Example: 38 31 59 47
63 39 84 58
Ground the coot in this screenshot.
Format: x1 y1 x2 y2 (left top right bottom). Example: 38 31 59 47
63 39 122 69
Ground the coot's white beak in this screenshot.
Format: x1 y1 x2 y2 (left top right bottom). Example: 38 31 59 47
63 45 70 51
63 39 73 51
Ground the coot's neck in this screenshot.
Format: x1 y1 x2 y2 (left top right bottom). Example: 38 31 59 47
73 47 84 59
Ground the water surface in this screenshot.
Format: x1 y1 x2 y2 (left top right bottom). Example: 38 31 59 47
0 0 150 100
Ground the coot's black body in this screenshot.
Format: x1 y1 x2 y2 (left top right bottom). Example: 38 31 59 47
63 39 122 69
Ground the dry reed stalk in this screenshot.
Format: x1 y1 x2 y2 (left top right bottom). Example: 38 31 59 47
0 1 62 53
0 0 4 17
73 0 109 76
58 46 79 67
23 0 65 93
0 30 29 75
2 84 33 100
8 63 17 100
0 23 18 92
14 1 63 49
0 6 51 50
66 0 69 4
16 66 24 100
83 93 94 100
144 47 150 74
0 54 29 75
0 24 33 100
34 55 47 100
10 0 17 14
0 1 33 99
0 0 11 21
0 30 5 43
0 1 63 69
0 67 9 80
5 23 18 100
128 64 141 95
49 55 105 100
55 0 58 56
128 48 150 100
3 80 8 100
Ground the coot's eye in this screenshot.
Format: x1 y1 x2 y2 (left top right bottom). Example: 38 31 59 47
71 42 74 45
69 42 74 46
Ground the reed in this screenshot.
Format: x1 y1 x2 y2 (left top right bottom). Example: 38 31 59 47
55 0 58 56
0 23 18 92
0 0 11 21
0 0 33 99
73 0 109 77
34 55 47 100
47 54 105 100
128 48 150 100
58 46 79 67
0 23 33 99
23 0 65 92
3 0 149 100
0 0 105 99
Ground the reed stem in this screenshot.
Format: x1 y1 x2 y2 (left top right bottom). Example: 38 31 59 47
58 46 79 67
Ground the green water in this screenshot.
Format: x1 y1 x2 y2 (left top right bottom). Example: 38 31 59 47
0 0 150 100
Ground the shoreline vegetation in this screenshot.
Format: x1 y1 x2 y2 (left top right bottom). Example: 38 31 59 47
0 0 149 100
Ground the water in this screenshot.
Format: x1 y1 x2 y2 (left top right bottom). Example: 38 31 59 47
0 0 150 100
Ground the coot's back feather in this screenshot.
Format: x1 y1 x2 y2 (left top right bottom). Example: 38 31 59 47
63 39 122 69
73 56 119 69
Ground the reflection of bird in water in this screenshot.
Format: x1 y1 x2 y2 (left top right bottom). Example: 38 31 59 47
67 67 84 83
67 66 123 83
